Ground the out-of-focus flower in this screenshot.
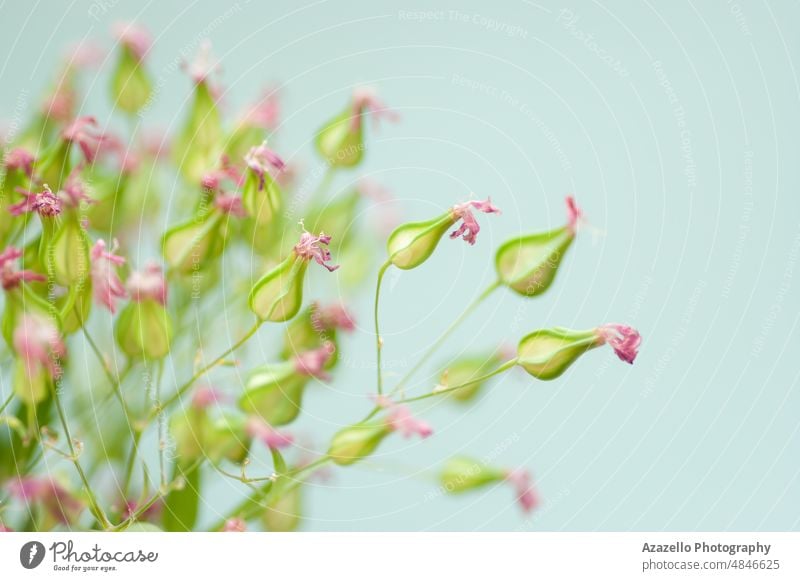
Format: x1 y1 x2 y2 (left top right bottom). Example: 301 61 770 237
62 116 111 163
246 417 294 449
293 342 335 381
505 469 539 513
214 193 247 218
116 262 172 359
13 313 66 379
0 246 45 290
4 148 34 176
7 477 83 524
112 22 152 62
181 39 219 85
311 303 356 333
439 457 539 514
90 239 126 314
222 518 247 532
126 261 167 305
294 231 339 272
241 87 280 131
59 167 95 208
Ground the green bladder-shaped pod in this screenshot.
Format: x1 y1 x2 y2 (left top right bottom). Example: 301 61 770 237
110 23 153 114
262 484 303 532
495 196 581 297
327 420 392 466
439 456 507 493
162 211 224 275
202 412 251 465
238 362 308 426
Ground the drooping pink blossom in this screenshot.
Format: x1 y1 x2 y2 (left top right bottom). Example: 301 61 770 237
246 417 294 449
90 239 127 313
386 404 433 439
181 40 219 84
13 314 66 379
293 342 335 380
66 41 104 69
112 22 152 62
311 302 356 333
294 231 339 272
59 166 95 207
126 261 167 305
222 518 247 532
214 193 247 218
7 476 83 524
351 87 399 131
201 155 243 192
0 247 45 290
4 147 34 176
0 523 12 532
242 87 280 130
450 197 501 246
10 186 62 217
42 84 77 122
597 324 642 364
565 195 582 234
505 469 539 514
245 142 285 190
192 386 228 409
62 116 112 163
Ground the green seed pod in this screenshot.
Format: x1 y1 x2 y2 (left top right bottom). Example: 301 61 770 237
248 255 308 322
203 412 251 465
12 358 51 406
162 212 224 274
440 456 507 494
110 43 153 113
173 80 223 183
238 363 307 426
516 327 602 380
386 214 453 270
495 196 580 297
48 215 91 287
241 163 282 227
262 484 303 532
115 300 173 360
327 421 391 466
439 353 504 402
169 407 206 461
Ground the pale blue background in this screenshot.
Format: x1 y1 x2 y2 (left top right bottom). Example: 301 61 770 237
1 0 798 531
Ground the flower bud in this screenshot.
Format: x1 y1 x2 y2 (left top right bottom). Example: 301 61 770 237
249 231 339 322
262 484 302 532
439 456 506 493
115 263 172 359
203 412 251 465
315 87 397 168
387 198 500 270
516 324 641 380
110 23 153 113
495 196 581 296
173 42 223 183
242 142 284 226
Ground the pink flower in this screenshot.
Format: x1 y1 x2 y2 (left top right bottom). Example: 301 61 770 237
222 518 247 532
386 404 433 439
245 142 285 190
311 302 356 333
505 469 539 514
242 87 280 130
202 155 243 192
181 40 219 84
565 195 582 234
450 197 501 246
597 324 642 364
4 147 34 176
192 386 228 409
7 477 83 524
126 261 167 305
66 41 104 69
351 87 399 131
246 417 294 449
0 523 12 532
0 247 45 290
41 84 77 122
293 231 339 272
293 342 335 380
215 193 247 218
59 167 95 207
62 116 111 163
112 22 152 61
13 314 66 379
9 186 62 217
91 239 127 313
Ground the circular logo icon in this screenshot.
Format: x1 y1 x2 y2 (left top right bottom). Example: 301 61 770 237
19 541 46 569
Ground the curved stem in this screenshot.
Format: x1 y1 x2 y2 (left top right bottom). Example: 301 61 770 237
0 393 13 415
146 320 261 424
51 383 111 530
374 260 392 395
396 358 518 405
389 280 501 396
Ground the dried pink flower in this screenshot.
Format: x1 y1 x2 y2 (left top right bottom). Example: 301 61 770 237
59 167 95 207
62 116 111 163
13 314 66 378
10 186 62 217
351 86 399 131
597 324 642 364
311 302 356 333
450 197 501 245
215 193 247 218
0 247 45 290
126 261 167 305
565 195 582 234
4 147 34 176
386 404 433 439
246 417 294 449
505 469 539 513
293 342 335 380
90 239 127 313
242 87 280 130
112 22 152 61
245 142 285 190
293 231 339 272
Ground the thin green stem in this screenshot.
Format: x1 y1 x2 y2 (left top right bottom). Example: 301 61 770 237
390 280 501 396
374 260 392 396
146 320 261 424
0 393 13 415
396 358 518 405
156 360 166 488
122 431 142 498
51 384 111 529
